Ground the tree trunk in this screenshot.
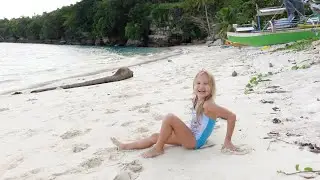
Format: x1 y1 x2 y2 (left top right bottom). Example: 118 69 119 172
30 67 133 93
204 4 211 38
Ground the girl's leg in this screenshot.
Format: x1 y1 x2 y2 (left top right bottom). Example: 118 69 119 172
110 133 179 150
141 113 196 158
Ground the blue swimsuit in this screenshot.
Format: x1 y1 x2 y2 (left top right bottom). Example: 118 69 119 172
189 109 216 149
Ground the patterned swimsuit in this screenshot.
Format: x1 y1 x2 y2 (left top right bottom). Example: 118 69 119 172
189 109 216 149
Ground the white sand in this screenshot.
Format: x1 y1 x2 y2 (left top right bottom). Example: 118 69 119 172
0 43 320 180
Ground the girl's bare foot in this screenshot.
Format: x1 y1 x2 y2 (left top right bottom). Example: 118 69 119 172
223 140 237 151
221 142 251 155
110 137 127 150
141 147 164 158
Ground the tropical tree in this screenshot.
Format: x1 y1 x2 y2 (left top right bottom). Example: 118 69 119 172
184 0 215 37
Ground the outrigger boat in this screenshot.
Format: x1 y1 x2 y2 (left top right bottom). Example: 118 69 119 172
227 2 320 47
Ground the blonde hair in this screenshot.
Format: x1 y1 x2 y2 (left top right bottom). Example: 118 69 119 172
192 70 216 120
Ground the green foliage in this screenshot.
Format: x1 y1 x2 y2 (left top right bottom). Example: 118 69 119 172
304 167 313 172
216 7 236 39
274 38 317 52
125 2 152 42
125 22 142 40
183 0 214 10
277 164 319 176
150 2 184 27
244 73 270 94
291 64 311 70
0 0 286 45
247 73 265 87
286 39 314 51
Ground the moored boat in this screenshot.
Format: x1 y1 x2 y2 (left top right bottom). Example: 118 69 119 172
226 3 320 46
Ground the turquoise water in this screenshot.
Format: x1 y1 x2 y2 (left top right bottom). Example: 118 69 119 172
95 46 164 56
0 43 166 94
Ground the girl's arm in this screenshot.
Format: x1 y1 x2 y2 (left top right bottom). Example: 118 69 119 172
203 101 237 146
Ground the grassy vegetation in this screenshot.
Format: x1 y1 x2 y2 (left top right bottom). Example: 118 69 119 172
291 64 311 70
244 73 271 94
277 164 320 178
273 38 319 52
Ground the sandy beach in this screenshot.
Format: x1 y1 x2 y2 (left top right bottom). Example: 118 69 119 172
0 43 319 180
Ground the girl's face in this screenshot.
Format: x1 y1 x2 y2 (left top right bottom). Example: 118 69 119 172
194 73 211 100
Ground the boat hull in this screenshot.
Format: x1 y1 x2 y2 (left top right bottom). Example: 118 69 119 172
227 27 320 46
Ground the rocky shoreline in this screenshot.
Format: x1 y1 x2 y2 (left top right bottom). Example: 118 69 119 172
0 35 210 47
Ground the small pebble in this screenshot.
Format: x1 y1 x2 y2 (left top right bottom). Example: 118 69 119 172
12 92 22 95
232 71 238 77
272 118 281 124
272 107 280 111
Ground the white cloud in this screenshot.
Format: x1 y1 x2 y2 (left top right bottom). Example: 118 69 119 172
0 0 81 19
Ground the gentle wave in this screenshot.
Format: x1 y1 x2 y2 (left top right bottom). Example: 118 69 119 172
0 43 178 95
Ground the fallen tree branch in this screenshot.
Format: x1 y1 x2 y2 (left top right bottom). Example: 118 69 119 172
278 170 320 176
278 164 320 179
29 67 133 93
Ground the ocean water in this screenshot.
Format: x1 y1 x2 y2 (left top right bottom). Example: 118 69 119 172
0 43 166 94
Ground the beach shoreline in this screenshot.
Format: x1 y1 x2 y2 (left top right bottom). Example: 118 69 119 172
0 43 319 180
0 43 176 96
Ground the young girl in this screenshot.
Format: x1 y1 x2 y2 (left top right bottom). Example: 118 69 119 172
111 70 237 158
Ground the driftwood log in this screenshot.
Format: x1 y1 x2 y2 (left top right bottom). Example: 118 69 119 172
30 67 133 93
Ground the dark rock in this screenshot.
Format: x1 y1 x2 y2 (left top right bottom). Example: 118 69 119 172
206 36 214 41
300 116 309 119
267 85 280 89
191 39 206 44
148 35 169 47
12 92 22 95
267 131 280 137
205 41 213 45
286 132 301 137
263 137 272 139
297 142 320 153
272 118 281 124
126 39 144 47
108 36 127 46
272 107 280 111
260 79 272 82
261 99 274 104
95 38 105 46
232 71 238 77
266 90 288 94
269 63 273 67
208 39 222 47
285 118 295 122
